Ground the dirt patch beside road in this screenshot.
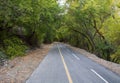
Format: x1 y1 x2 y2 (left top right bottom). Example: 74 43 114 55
66 44 120 75
0 44 52 83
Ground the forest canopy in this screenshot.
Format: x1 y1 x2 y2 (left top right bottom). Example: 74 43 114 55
0 0 120 64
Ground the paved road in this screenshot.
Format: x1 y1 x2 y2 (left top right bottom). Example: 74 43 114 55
26 43 120 83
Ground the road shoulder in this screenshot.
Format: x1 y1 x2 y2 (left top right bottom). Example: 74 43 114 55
0 44 52 83
65 44 120 75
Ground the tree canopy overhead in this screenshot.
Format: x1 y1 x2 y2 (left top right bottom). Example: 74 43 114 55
0 0 120 64
57 0 120 63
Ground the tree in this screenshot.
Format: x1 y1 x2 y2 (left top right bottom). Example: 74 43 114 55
0 0 61 58
61 0 115 61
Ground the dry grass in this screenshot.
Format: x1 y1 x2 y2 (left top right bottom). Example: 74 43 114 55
66 44 120 75
0 42 119 83
0 44 52 83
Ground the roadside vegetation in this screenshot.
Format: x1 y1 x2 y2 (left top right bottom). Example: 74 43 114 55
0 0 120 64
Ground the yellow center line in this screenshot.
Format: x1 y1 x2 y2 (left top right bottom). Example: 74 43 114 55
57 44 73 83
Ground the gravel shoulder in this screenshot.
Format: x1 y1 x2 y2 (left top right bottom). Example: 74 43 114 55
0 43 120 83
66 44 120 75
0 44 52 83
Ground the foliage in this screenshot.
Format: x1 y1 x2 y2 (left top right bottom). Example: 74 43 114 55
61 0 120 63
102 10 120 63
0 0 61 59
0 0 120 64
2 37 28 59
111 46 120 64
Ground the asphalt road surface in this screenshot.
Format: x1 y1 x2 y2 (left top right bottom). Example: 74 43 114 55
26 43 120 83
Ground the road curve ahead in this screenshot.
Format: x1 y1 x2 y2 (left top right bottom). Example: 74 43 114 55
26 43 120 83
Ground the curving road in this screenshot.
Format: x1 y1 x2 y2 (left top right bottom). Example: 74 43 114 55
26 43 120 83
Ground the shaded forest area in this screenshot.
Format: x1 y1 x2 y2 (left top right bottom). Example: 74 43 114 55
0 0 120 64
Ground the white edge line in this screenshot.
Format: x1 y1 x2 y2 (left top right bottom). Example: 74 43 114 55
72 53 80 60
91 69 109 83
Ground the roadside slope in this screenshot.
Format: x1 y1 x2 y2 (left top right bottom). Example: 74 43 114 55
0 44 52 83
66 44 120 75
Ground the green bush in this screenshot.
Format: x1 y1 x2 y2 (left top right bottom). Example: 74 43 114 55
3 37 28 59
29 32 45 47
111 46 120 64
